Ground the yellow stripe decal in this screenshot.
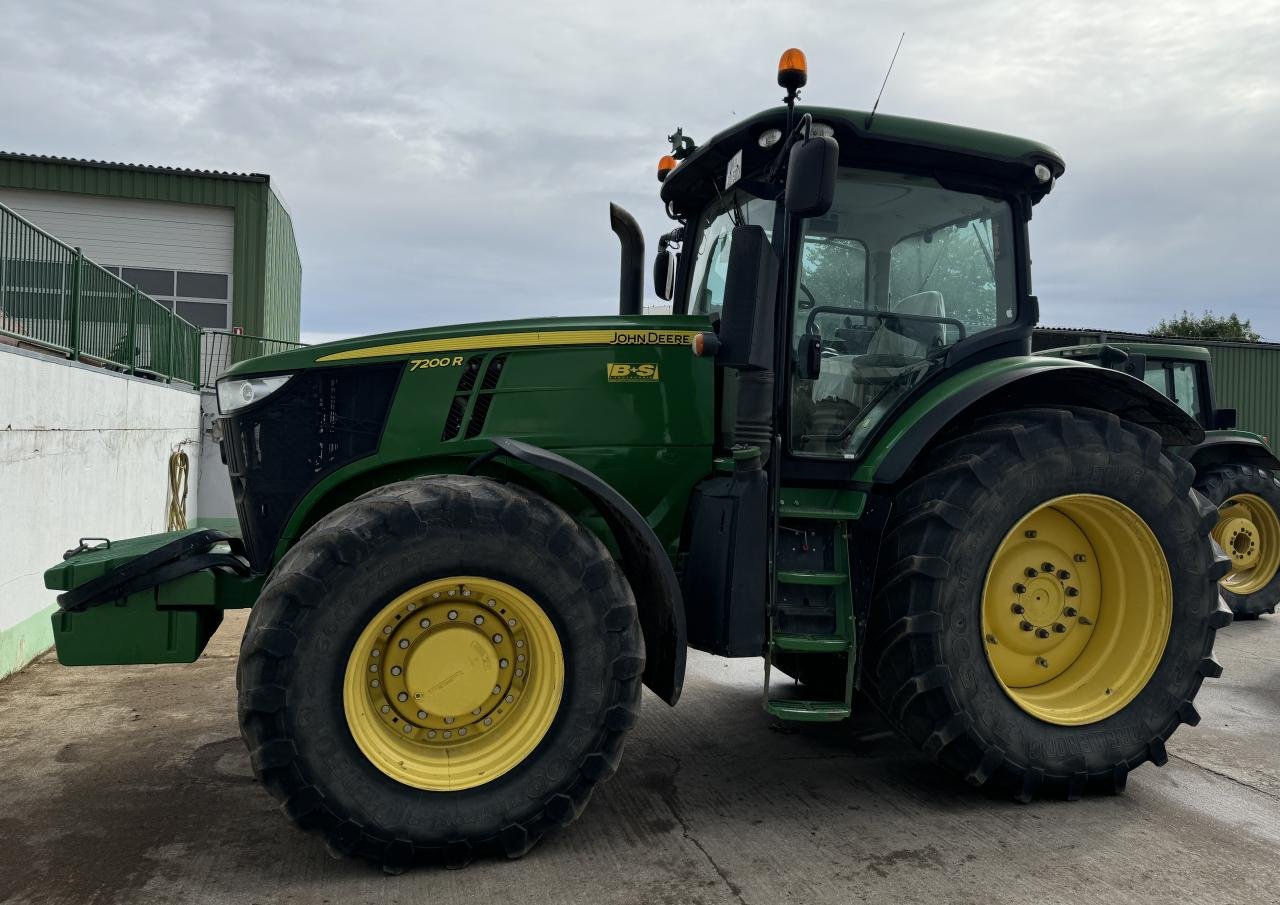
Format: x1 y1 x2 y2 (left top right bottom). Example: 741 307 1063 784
316 329 701 362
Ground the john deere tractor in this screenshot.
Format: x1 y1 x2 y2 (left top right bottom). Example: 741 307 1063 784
1042 341 1280 616
44 51 1232 869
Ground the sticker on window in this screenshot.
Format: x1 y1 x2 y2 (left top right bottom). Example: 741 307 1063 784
725 150 742 189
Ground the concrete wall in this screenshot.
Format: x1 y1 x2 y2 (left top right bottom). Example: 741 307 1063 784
0 344 202 678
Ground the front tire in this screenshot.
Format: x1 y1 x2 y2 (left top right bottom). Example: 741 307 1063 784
237 475 644 869
1194 463 1280 618
864 408 1231 801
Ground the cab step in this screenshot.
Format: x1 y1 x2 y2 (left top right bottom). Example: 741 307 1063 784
765 699 851 721
772 632 848 652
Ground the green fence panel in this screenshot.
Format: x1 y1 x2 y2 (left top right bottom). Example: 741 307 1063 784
0 200 219 386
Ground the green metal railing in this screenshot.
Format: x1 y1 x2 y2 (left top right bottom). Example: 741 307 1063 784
200 330 307 388
0 200 202 385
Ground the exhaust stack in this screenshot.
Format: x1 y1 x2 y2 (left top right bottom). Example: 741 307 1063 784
609 203 644 316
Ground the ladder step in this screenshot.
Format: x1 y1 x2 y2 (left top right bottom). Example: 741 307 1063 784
772 633 849 652
778 505 860 520
765 699 851 722
776 570 846 586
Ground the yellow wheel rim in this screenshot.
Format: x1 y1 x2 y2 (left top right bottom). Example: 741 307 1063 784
342 576 564 791
981 494 1172 726
1214 493 1280 596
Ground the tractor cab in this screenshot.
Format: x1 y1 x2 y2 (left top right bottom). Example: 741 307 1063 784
656 58 1063 468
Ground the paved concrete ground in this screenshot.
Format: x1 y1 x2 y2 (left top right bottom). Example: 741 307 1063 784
1 611 1277 905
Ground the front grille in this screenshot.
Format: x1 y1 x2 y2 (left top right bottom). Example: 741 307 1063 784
221 363 401 571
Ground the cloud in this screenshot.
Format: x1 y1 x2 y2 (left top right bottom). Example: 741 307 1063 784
3 0 1277 338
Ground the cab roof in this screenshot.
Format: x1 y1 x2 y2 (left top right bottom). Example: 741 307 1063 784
660 105 1065 218
1041 342 1213 363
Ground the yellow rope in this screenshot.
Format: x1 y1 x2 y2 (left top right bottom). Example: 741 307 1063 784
167 445 191 531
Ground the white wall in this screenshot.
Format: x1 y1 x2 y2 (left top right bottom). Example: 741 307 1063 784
0 188 233 273
0 344 202 677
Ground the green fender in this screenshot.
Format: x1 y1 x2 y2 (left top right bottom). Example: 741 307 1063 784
854 356 1205 485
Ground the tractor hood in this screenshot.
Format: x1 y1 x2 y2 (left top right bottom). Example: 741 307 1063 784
220 315 708 379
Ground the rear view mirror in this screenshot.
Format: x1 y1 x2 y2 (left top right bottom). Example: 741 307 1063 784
717 225 778 370
653 250 676 301
785 136 838 217
1215 408 1238 430
796 334 822 380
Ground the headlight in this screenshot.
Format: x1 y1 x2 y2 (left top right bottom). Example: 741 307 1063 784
216 374 292 414
810 122 835 138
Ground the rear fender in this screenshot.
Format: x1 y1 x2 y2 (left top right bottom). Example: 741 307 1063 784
860 360 1205 485
1184 433 1280 472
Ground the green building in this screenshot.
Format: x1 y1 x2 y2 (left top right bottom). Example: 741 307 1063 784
0 152 301 341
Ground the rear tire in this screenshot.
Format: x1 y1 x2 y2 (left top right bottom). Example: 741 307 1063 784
1194 463 1280 618
863 408 1231 801
237 475 644 869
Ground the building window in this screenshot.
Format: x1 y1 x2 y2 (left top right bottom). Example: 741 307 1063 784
115 266 231 330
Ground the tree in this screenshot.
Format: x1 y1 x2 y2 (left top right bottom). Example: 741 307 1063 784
1152 310 1262 342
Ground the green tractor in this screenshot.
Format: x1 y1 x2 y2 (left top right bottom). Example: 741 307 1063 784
45 51 1232 869
1042 341 1280 617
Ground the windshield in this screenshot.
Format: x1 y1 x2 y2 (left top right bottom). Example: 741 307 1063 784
792 168 1017 457
688 191 776 317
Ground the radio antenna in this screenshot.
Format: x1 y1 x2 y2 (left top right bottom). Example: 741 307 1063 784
865 32 905 130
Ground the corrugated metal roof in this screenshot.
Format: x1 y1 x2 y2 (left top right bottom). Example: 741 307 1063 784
0 151 268 183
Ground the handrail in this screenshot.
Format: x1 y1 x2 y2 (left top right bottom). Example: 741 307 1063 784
0 199 203 385
199 330 307 388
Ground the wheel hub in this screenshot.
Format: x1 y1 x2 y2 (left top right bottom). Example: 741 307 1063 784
1216 514 1259 569
981 494 1172 726
984 509 1099 688
1214 494 1280 595
342 576 562 790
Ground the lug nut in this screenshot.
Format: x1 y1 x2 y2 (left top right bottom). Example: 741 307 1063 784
1041 562 1055 573
1024 530 1038 539
1066 587 1080 597
1052 623 1067 634
1035 657 1050 668
1019 620 1034 632
985 633 999 644
1035 628 1051 639
1013 583 1027 594
1064 606 1078 617
1025 567 1039 578
1011 603 1026 615
1074 554 1087 562
1078 616 1093 626
1057 569 1071 580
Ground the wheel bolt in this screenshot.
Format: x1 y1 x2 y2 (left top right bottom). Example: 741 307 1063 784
1057 570 1071 580
1074 553 1086 562
1064 606 1078 617
1019 620 1034 632
1041 562 1055 573
1011 603 1026 615
1024 530 1038 539
1013 583 1027 594
1025 567 1039 578
1066 587 1080 597
1035 628 1050 639
1052 623 1067 634
985 633 998 644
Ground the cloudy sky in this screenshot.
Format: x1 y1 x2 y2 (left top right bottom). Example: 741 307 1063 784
4 0 1278 342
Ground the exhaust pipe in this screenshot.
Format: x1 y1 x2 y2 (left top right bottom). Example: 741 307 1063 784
609 202 644 316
